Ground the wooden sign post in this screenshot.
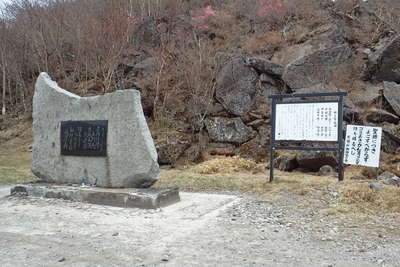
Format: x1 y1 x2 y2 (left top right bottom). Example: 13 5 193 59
269 92 347 182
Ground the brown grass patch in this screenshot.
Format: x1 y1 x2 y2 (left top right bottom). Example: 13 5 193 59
190 156 264 174
337 182 400 214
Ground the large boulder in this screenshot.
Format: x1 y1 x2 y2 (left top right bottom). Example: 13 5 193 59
238 135 269 163
378 171 400 187
205 117 256 144
282 45 352 89
275 155 298 172
155 132 191 165
294 83 359 122
367 35 400 83
272 24 346 66
365 109 399 124
244 57 284 77
382 124 400 154
383 81 400 116
296 151 338 172
350 82 382 108
207 143 237 156
215 54 259 116
32 73 159 188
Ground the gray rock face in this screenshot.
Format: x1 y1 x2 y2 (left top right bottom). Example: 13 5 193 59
215 54 259 116
207 143 236 156
296 151 338 172
369 182 382 190
283 45 352 89
272 24 345 66
294 83 358 122
205 117 255 144
378 171 400 187
318 165 334 176
245 57 284 77
156 141 190 165
367 35 400 83
32 73 159 188
350 82 382 108
365 109 399 124
383 81 400 116
382 124 400 154
275 155 298 172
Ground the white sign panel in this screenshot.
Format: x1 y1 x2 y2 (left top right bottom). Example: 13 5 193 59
343 125 382 168
275 102 339 141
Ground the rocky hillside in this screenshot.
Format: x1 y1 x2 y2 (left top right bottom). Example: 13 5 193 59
0 0 400 174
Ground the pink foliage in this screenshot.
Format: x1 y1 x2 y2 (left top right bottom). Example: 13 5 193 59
204 5 217 16
192 5 217 21
256 0 283 16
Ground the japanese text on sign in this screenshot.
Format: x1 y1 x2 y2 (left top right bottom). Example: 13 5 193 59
60 120 108 157
343 125 382 168
275 102 339 141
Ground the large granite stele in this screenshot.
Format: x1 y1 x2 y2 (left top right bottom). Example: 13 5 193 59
32 73 159 188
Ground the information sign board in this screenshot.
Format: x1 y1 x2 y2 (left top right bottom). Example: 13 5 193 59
275 102 338 141
343 125 382 168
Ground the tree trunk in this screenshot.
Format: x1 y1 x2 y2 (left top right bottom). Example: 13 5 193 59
1 51 5 116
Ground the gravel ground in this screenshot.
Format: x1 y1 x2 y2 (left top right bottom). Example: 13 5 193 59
0 186 399 267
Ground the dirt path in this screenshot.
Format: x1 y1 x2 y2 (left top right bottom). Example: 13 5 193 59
1 188 399 267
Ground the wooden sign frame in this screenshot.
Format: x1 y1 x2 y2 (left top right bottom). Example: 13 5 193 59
268 92 347 182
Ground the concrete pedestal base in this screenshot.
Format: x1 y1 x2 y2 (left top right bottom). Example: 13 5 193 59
10 183 180 209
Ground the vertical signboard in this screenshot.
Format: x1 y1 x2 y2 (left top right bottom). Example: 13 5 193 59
343 125 382 168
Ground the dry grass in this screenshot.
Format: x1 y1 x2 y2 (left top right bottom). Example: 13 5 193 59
337 182 400 214
190 156 264 174
0 152 36 185
1 125 399 219
157 157 400 217
0 121 36 185
243 31 284 53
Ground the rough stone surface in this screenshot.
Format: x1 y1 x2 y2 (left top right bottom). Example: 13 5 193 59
207 143 236 156
369 182 383 190
365 109 399 124
382 124 400 154
275 155 298 172
383 81 400 116
205 117 256 144
32 73 159 188
133 57 157 75
156 142 190 165
238 136 269 163
367 34 400 83
296 151 338 172
215 54 259 116
283 45 352 89
318 165 335 176
350 82 382 108
245 57 284 76
155 133 191 166
10 184 180 209
378 171 400 187
272 24 345 66
294 83 358 122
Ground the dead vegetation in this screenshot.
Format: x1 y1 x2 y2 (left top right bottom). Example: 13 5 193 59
156 157 400 219
1 0 399 129
190 156 264 174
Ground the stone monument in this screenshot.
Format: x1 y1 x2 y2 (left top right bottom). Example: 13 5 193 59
11 73 179 209
31 73 159 188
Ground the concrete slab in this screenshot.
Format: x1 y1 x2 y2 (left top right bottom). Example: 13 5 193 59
10 183 180 209
0 192 239 266
0 185 12 199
